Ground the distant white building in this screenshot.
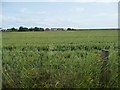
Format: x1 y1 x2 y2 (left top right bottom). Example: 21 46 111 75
51 28 65 31
51 28 57 31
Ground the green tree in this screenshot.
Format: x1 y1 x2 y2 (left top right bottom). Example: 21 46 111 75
29 28 34 31
19 26 29 31
7 27 18 32
67 28 72 31
34 27 39 31
11 27 18 31
39 28 44 31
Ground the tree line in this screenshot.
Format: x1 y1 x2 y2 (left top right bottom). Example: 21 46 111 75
4 26 44 32
1 26 77 32
1 26 117 32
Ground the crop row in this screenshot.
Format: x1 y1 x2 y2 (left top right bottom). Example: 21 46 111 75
3 44 118 52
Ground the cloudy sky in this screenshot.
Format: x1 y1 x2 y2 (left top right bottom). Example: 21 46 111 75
1 0 118 29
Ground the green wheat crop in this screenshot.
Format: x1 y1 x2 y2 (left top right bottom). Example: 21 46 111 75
2 30 118 88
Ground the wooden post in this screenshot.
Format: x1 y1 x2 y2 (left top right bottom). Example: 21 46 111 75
99 49 111 87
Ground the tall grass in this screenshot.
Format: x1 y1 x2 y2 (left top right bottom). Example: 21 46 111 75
2 30 118 88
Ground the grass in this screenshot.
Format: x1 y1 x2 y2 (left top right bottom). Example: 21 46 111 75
2 30 118 88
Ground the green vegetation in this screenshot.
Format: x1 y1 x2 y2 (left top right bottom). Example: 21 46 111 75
2 26 45 32
2 30 118 88
1 26 117 32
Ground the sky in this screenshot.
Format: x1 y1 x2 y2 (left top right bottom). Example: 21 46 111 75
1 1 118 29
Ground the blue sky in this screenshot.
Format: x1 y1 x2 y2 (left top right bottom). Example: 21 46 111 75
2 2 118 29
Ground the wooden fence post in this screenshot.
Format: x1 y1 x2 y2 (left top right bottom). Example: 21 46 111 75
99 49 111 87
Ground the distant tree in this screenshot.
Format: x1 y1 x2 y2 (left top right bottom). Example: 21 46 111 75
34 27 39 31
19 26 29 31
29 27 34 31
6 27 18 32
39 28 44 31
6 29 11 32
19 26 24 31
11 27 18 31
71 28 75 30
1 29 6 32
67 28 72 31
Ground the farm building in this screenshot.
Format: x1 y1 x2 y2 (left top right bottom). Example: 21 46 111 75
51 28 65 31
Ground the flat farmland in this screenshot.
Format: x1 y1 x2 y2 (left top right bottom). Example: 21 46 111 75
2 30 118 88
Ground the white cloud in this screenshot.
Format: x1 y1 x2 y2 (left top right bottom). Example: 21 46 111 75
0 3 2 27
19 8 47 15
96 12 117 17
19 8 28 13
2 16 22 23
37 11 47 14
2 15 49 28
69 7 85 13
2 0 119 2
111 13 118 17
2 13 118 29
